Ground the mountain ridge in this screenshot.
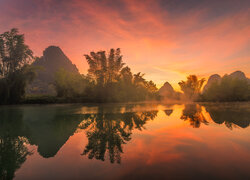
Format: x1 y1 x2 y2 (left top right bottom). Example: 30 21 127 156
27 46 80 94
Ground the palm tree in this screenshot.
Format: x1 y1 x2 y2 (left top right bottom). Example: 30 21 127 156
178 75 205 100
84 48 124 86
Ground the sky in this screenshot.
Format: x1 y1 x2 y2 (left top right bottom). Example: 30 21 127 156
0 0 249 89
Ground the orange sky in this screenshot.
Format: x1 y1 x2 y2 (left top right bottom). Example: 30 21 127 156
0 0 249 89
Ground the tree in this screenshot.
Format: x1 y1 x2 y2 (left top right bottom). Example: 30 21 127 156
54 68 93 98
0 28 33 77
178 75 205 100
0 28 36 104
84 48 124 86
84 48 159 102
120 66 133 84
201 75 250 101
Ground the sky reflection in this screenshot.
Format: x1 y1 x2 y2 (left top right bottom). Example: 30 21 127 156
0 103 249 179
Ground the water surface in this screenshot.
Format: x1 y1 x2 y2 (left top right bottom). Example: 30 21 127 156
1 102 250 180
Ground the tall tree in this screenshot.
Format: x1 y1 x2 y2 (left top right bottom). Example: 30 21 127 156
0 28 33 77
84 48 124 86
83 48 158 102
178 75 205 100
0 28 36 104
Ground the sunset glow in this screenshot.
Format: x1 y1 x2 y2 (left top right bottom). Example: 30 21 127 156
1 2 250 179
0 0 249 89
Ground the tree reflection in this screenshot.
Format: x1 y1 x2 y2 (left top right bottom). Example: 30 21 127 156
79 108 158 163
180 104 208 128
0 136 32 180
0 108 32 180
204 104 250 130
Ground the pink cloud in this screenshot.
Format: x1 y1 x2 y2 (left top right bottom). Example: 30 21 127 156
0 0 249 88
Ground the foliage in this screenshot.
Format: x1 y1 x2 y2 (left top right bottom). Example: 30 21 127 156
84 48 124 85
201 75 250 102
0 65 37 104
0 28 33 77
178 75 205 101
0 28 36 104
54 68 93 98
23 95 58 104
84 48 159 102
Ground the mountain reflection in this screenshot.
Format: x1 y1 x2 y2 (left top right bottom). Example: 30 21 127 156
0 103 249 178
79 107 158 164
180 104 209 128
164 109 173 116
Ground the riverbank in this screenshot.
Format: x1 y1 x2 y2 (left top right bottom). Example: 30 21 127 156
1 94 249 105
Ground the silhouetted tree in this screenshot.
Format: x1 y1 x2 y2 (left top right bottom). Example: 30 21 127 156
83 48 158 102
178 75 205 101
120 66 133 84
84 48 124 86
0 28 33 76
201 75 250 101
0 28 36 104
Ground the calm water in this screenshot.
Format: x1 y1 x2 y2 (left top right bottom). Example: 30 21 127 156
1 102 250 180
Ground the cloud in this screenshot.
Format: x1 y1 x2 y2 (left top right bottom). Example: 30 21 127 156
0 0 249 88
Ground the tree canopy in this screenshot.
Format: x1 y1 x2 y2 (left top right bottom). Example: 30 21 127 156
81 48 159 102
84 48 124 86
0 28 33 77
201 75 250 101
178 75 205 101
0 28 36 104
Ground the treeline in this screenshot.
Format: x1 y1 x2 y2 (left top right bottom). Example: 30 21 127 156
54 48 159 102
177 74 250 102
0 28 249 104
0 28 158 104
201 75 250 101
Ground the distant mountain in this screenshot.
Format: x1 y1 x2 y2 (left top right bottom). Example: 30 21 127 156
27 46 80 94
159 82 181 100
159 82 175 96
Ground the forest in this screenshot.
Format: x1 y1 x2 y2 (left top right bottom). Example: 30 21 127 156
0 28 249 105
